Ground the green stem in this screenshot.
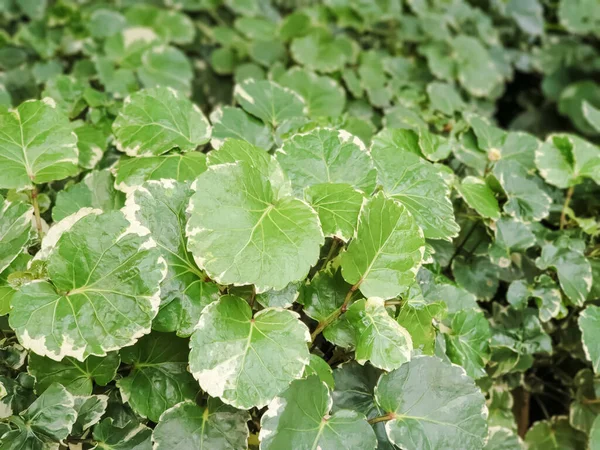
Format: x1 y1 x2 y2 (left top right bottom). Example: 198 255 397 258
384 299 402 307
310 282 359 342
31 187 43 238
322 238 341 268
560 186 574 230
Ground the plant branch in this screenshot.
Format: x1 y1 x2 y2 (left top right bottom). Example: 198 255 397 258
310 282 359 343
367 412 396 425
31 187 43 238
582 397 600 405
560 186 574 230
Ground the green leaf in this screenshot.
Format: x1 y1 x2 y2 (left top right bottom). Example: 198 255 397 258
186 162 323 292
152 399 250 450
531 275 565 322
233 79 305 127
117 332 198 422
484 426 524 450
1 383 77 448
290 30 355 74
457 176 500 220
506 0 544 36
127 180 218 336
445 308 491 379
525 417 587 450
374 356 488 450
74 123 109 170
579 305 600 374
558 0 600 36
10 209 167 360
591 415 600 450
0 98 78 190
453 36 503 97
396 300 446 355
52 170 125 222
493 160 551 222
138 46 193 96
189 295 310 409
260 376 376 450
72 395 108 436
427 81 465 115
256 282 299 309
277 128 377 195
452 256 499 301
41 75 86 119
0 254 31 315
300 268 351 323
0 196 33 274
489 217 536 268
304 354 335 389
584 101 600 132
113 87 211 157
536 134 600 188
210 106 274 150
92 418 152 450
536 240 592 306
114 153 207 193
28 352 120 396
372 146 459 240
279 68 346 118
304 183 364 241
346 298 412 371
341 192 424 299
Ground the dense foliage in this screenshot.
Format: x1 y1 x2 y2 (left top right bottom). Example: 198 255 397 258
0 0 600 449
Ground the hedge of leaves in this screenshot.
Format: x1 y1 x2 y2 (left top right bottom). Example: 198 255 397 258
1 0 600 449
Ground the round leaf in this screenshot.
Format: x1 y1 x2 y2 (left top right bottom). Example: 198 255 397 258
189 295 310 409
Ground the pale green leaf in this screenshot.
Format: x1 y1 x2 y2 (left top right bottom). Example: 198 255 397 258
427 81 464 115
493 160 551 222
117 332 198 422
579 305 600 374
1 383 76 448
28 352 120 396
113 87 211 157
189 295 310 409
341 192 425 299
484 426 524 450
92 418 152 450
52 170 125 222
346 298 412 371
536 134 600 188
127 180 218 336
114 153 207 193
256 282 299 309
396 300 446 356
279 68 346 118
372 146 459 240
74 123 109 170
304 183 364 241
0 196 33 274
72 395 108 436
277 128 377 195
138 46 193 96
489 217 535 268
0 98 78 190
536 240 592 306
290 30 355 74
453 36 503 97
210 106 274 150
591 415 600 450
558 0 600 36
9 209 167 361
260 376 376 450
506 0 544 36
304 354 335 389
457 176 500 220
233 79 305 127
375 356 488 450
186 162 323 292
152 400 250 450
584 101 600 133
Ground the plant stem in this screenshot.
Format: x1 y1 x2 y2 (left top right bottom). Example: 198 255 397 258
367 412 396 425
310 282 359 342
582 397 600 405
31 187 43 238
384 299 402 307
560 186 574 230
517 389 530 438
322 238 341 267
